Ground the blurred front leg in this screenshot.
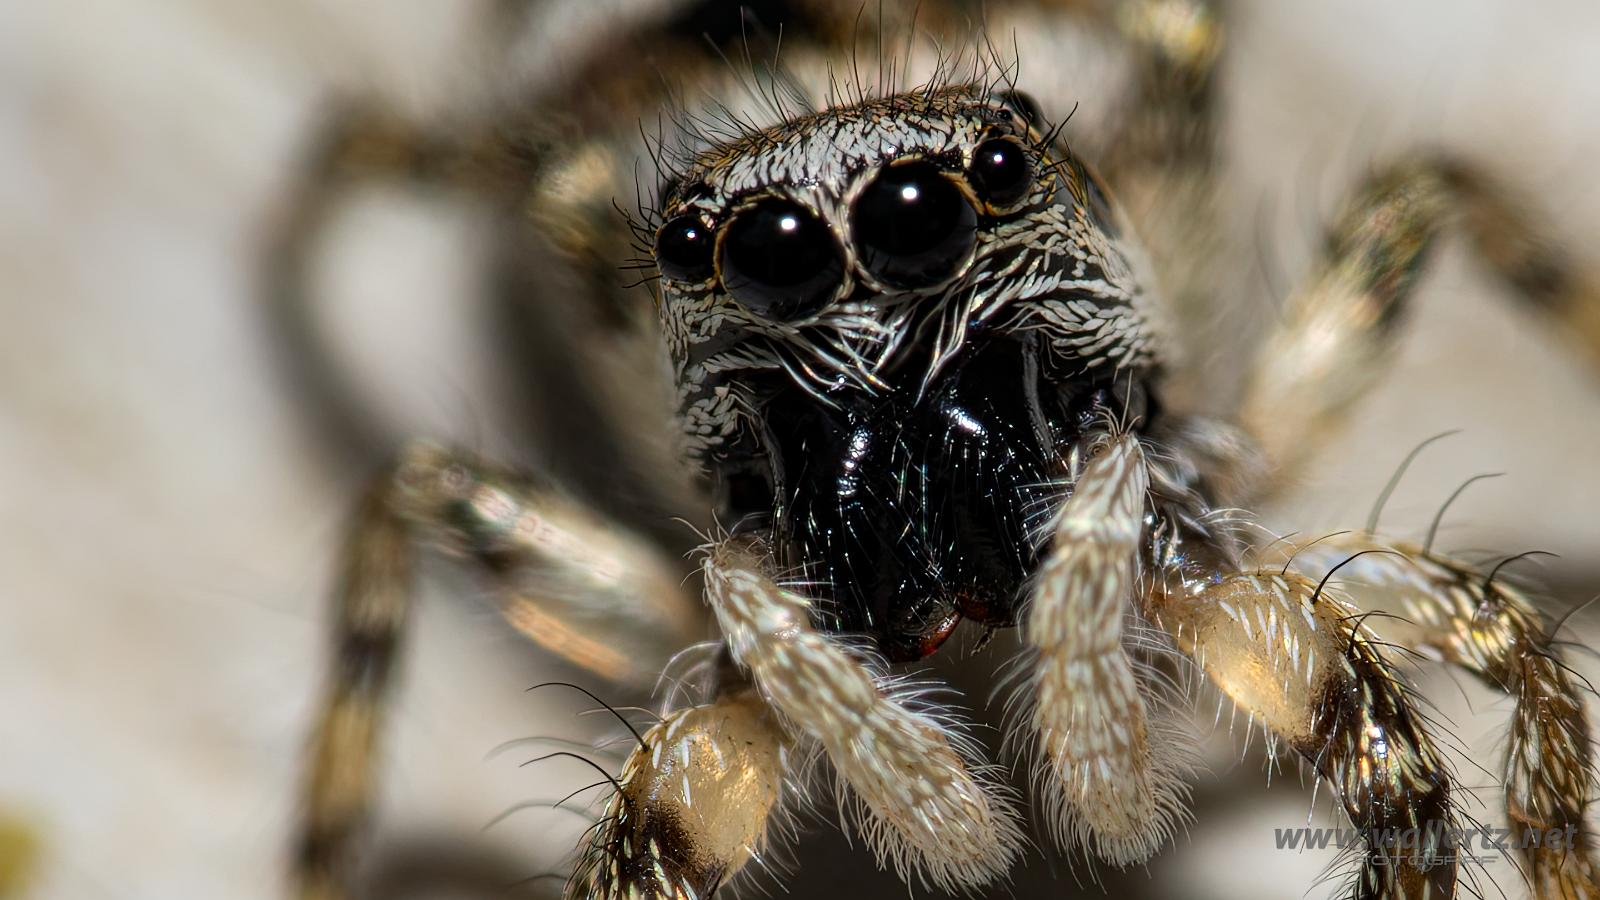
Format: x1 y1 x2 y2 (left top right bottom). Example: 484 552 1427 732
296 441 702 900
1239 159 1600 494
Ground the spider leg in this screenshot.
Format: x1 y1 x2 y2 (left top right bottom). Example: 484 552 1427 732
1091 0 1224 201
295 441 703 900
1025 432 1193 864
1280 533 1600 899
1148 569 1462 900
700 539 1025 892
297 472 411 900
265 94 700 540
1237 158 1600 493
1449 165 1600 372
263 105 539 467
1091 0 1234 400
567 684 794 900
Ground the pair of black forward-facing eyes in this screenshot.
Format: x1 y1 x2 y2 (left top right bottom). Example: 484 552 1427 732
654 134 1035 320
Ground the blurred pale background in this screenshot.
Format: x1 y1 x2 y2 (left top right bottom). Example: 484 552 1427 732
3 1 1600 899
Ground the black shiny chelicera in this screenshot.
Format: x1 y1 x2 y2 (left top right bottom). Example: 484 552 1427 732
750 337 1137 661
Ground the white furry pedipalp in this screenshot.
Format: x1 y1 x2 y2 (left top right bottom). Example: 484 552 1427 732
1025 434 1194 865
702 541 1024 892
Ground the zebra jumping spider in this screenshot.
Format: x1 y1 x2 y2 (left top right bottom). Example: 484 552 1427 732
277 2 1600 898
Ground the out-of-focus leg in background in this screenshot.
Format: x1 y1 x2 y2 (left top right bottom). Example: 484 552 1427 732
2 2 1599 899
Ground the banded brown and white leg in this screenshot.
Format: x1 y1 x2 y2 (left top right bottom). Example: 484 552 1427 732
1149 571 1461 899
298 477 412 900
701 541 1024 891
567 686 793 900
1239 158 1600 492
1282 533 1600 899
387 442 703 683
1026 433 1191 864
296 441 702 900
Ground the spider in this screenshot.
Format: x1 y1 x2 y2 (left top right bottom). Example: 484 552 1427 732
272 1 1600 898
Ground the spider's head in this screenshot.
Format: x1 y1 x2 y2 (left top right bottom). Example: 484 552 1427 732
651 85 1164 656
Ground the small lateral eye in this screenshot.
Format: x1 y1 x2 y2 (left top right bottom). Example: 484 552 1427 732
851 161 978 290
718 198 844 320
654 214 716 284
993 89 1044 129
968 136 1034 212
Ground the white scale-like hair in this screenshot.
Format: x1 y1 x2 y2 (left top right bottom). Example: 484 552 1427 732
703 540 1026 892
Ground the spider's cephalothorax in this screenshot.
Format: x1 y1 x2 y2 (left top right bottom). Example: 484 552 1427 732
654 86 1160 660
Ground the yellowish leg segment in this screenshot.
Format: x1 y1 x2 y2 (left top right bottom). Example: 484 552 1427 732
702 541 1023 892
1227 152 1600 893
387 443 702 683
1150 571 1460 899
566 688 792 900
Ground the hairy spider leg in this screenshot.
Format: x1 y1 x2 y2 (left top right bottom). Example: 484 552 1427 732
295 442 702 900
1283 534 1600 899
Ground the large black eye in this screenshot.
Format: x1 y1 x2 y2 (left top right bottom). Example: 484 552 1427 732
718 198 844 320
968 136 1033 212
654 214 715 284
851 161 977 290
